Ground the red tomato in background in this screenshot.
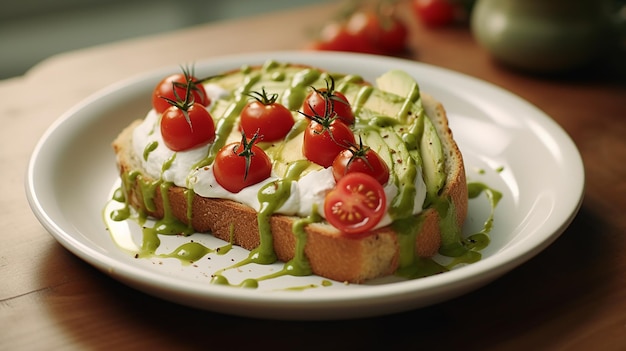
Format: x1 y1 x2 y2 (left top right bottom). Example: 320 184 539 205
346 11 408 54
240 90 295 142
302 83 355 126
160 103 215 151
302 117 355 168
324 172 386 235
308 11 408 56
308 22 361 52
412 0 457 27
152 73 209 114
213 135 272 193
332 146 390 185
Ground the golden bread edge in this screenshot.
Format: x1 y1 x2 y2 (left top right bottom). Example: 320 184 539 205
112 93 467 284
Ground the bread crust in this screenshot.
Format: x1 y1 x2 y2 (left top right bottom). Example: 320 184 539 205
112 81 467 283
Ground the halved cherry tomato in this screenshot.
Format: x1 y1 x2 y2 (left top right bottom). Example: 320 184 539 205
152 71 209 114
412 0 457 28
324 172 386 234
332 139 390 185
213 132 272 193
240 88 295 142
160 102 215 151
302 78 355 125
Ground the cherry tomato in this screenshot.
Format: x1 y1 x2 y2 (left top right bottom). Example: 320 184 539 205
302 114 355 168
240 89 295 142
302 78 355 125
308 11 407 56
213 133 272 193
152 72 209 114
412 0 457 28
324 172 386 235
160 103 215 151
301 86 356 167
308 22 364 53
346 11 408 54
332 142 390 185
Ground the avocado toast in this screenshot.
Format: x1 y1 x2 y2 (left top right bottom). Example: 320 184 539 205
111 60 467 283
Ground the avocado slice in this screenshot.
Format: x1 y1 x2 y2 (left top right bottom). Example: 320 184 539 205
376 69 446 204
375 70 420 105
419 114 445 204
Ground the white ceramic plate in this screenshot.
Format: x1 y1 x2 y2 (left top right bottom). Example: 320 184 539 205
26 51 584 320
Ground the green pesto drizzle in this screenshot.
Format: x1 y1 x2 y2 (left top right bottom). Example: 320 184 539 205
282 87 307 111
160 240 214 263
397 84 421 124
183 187 194 228
386 124 422 219
112 187 125 202
394 181 502 278
367 116 401 128
143 141 158 161
261 204 320 279
388 155 418 219
211 276 260 289
210 209 322 288
154 182 193 235
137 220 235 262
393 216 424 269
262 60 280 71
437 182 502 269
231 209 320 284
162 152 176 172
270 71 285 81
335 74 364 92
283 68 322 110
110 170 141 221
120 148 192 237
436 198 466 257
138 177 159 212
351 86 373 117
138 226 159 258
392 213 448 279
251 160 310 264
110 186 130 221
208 160 313 287
282 279 333 291
291 68 321 87
467 181 502 241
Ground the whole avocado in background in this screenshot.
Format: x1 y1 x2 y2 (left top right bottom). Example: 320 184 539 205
470 0 625 73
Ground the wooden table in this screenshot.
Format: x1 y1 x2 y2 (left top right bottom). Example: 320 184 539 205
2 2 625 350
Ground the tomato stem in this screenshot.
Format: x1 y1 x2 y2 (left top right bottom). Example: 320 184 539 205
298 100 353 150
233 130 261 181
345 135 375 171
158 66 206 129
246 87 279 105
310 76 351 112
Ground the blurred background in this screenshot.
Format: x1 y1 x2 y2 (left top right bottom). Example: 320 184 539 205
0 0 323 80
2 0 623 80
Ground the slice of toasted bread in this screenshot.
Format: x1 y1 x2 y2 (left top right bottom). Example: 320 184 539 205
112 64 467 283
